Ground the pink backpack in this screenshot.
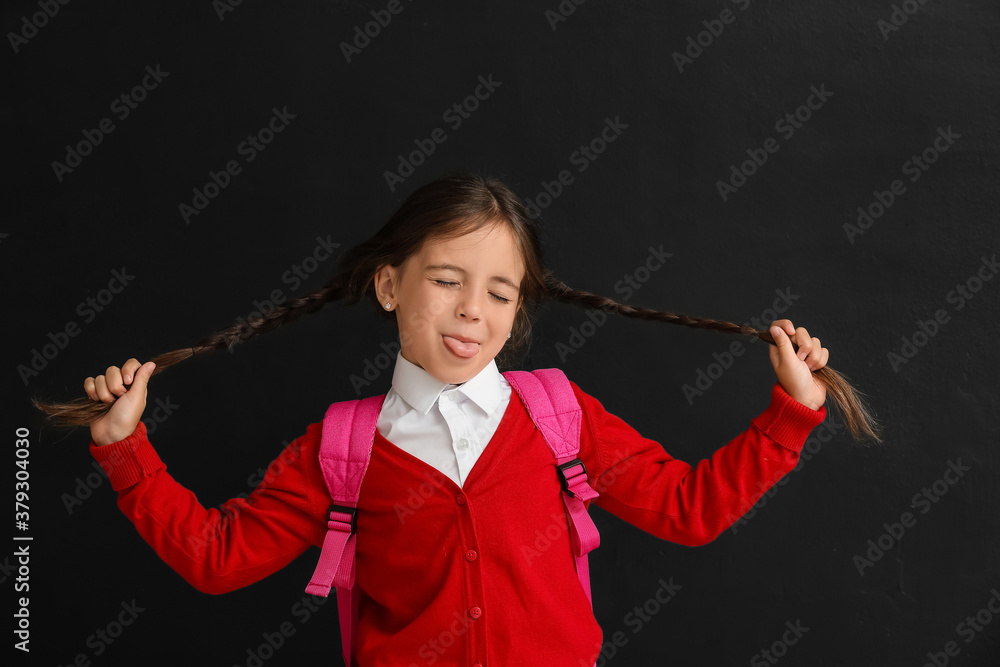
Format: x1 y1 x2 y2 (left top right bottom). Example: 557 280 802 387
304 368 601 667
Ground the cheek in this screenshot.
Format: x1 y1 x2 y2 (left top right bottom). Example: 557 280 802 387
492 309 518 338
417 285 459 316
401 287 438 322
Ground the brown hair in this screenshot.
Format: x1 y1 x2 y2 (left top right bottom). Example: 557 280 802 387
32 170 881 441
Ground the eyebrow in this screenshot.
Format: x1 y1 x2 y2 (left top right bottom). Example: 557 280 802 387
425 264 521 291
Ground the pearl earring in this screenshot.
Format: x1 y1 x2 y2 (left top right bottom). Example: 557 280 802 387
384 302 392 310
507 332 511 339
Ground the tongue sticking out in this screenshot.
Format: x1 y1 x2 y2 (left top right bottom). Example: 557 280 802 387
442 335 479 358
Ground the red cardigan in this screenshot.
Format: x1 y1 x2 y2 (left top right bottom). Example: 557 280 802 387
90 381 826 666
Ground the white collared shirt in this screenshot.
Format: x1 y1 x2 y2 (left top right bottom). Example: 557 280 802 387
376 352 512 487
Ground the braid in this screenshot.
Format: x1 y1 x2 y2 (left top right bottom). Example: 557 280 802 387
194 278 346 355
32 171 881 444
545 276 765 340
31 275 349 428
545 275 883 443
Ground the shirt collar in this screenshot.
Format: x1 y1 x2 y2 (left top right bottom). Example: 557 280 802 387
390 351 506 417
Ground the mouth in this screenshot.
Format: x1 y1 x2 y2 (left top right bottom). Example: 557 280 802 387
441 334 480 359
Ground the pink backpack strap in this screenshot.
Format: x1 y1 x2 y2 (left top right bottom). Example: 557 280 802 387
503 369 601 604
305 394 385 667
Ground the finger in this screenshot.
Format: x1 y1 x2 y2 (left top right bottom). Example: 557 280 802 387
120 361 156 408
772 319 796 337
93 375 115 403
132 361 156 387
813 345 830 371
83 377 97 401
803 336 824 369
105 366 126 397
122 358 143 385
793 327 812 360
769 325 799 366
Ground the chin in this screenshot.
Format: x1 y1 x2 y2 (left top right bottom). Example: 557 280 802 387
437 355 491 384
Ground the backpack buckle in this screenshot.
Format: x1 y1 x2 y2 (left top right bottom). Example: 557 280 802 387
557 459 588 493
327 503 358 533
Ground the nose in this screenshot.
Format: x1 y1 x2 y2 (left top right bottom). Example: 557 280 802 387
456 289 483 321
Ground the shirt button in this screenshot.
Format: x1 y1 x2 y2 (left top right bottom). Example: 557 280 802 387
456 437 469 452
465 549 478 561
455 493 466 505
469 606 482 619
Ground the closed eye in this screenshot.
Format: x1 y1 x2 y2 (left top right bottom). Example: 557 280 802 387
433 280 512 304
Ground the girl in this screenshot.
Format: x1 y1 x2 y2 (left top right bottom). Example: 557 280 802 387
35 171 878 666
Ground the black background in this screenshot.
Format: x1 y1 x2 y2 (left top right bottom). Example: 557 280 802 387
5 1 999 665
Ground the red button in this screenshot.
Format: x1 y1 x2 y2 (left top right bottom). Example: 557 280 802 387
455 493 466 505
465 549 478 561
472 663 483 667
469 605 482 619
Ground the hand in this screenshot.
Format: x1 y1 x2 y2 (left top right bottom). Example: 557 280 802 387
84 358 156 446
767 320 828 410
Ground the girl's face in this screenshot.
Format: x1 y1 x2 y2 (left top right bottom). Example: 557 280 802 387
374 224 525 385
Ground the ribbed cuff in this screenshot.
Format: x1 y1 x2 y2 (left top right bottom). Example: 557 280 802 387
88 421 165 491
751 384 828 452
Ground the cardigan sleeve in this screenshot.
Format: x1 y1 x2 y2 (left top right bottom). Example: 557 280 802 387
572 381 828 546
88 420 331 595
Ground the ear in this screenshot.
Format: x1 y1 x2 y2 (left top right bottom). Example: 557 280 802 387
373 264 400 306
